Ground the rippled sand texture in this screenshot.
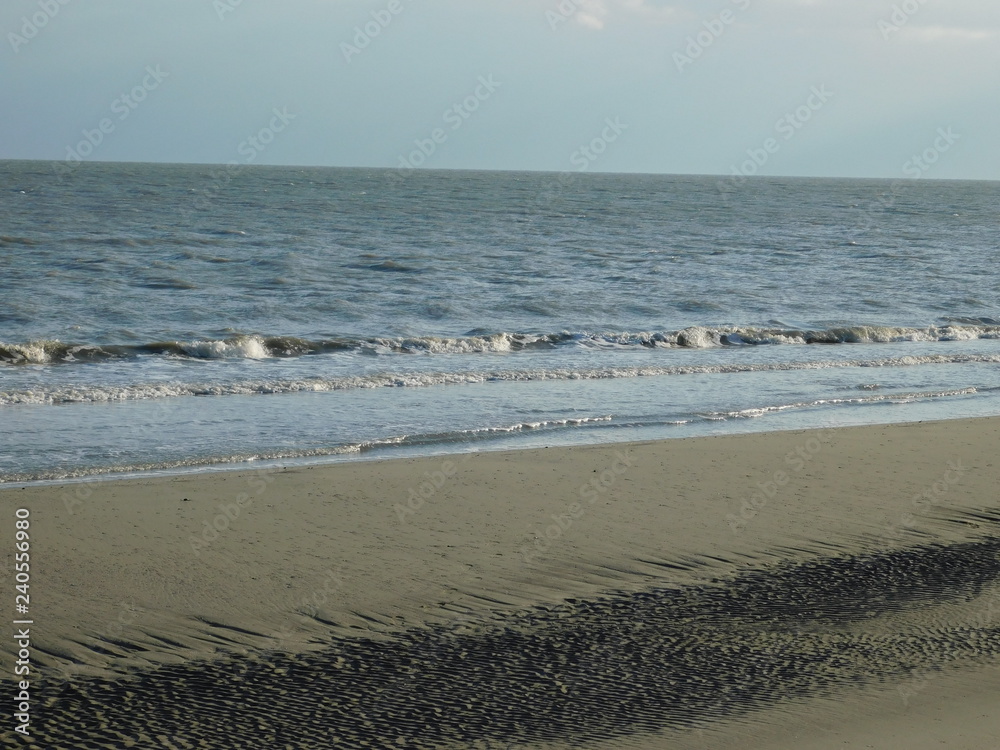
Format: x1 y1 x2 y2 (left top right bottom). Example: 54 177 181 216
13 526 1000 749
6 419 1000 748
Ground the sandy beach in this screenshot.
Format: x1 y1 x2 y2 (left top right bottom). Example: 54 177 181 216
3 416 999 748
6 4 1000 746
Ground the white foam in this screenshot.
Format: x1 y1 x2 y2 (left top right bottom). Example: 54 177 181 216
2 354 999 406
458 416 613 435
179 335 269 359
704 387 980 420
0 340 58 364
3 325 1000 366
675 326 719 348
0 418 615 484
585 324 1000 349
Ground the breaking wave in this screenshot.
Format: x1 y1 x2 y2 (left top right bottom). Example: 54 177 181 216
3 324 1000 365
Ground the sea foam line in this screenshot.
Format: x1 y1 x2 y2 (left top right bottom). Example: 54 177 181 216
2 354 999 406
0 417 614 484
700 387 981 421
0 380 982 484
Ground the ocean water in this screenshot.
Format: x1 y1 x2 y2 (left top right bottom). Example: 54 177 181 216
1 161 999 484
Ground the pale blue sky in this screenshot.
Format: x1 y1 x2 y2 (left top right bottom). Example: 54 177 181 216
2 0 998 179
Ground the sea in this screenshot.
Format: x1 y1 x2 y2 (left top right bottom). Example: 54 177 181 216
1 160 999 485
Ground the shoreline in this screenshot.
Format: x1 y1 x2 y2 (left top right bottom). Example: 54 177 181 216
4 416 999 747
3 410 999 492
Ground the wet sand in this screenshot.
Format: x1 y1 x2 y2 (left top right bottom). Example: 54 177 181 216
3 417 999 748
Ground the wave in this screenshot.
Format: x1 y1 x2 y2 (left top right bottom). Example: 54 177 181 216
700 387 981 420
4 354 999 406
3 324 1000 365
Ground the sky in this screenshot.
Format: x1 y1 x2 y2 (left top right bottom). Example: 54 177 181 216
2 0 998 180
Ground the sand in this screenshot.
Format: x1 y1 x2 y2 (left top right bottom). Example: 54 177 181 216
2 417 999 748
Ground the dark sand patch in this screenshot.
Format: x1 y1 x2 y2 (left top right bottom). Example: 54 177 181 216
10 533 1000 749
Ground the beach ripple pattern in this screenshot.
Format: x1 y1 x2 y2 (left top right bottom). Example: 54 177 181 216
12 536 1000 749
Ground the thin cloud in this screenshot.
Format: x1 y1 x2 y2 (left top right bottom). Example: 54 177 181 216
903 25 999 42
551 0 681 30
